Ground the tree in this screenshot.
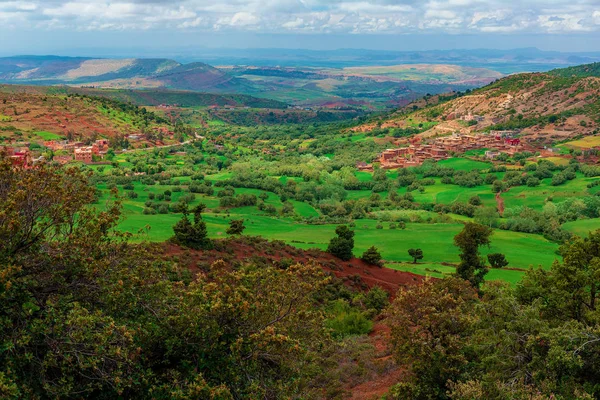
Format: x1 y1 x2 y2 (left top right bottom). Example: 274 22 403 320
518 230 600 323
226 219 246 236
488 253 509 269
387 278 478 399
0 157 338 398
361 246 383 266
327 225 355 261
172 203 212 249
454 222 493 288
408 248 424 264
468 195 482 206
474 206 499 228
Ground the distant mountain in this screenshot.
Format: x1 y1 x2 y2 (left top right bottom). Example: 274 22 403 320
173 47 600 73
0 84 287 109
0 56 248 93
153 62 248 92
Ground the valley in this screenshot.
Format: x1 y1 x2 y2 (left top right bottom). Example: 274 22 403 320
3 61 600 288
2 56 600 399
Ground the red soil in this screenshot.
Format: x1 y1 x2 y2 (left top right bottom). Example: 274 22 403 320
163 237 425 298
496 191 505 216
348 323 404 400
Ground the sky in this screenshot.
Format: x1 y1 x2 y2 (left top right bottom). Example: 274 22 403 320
1 0 600 54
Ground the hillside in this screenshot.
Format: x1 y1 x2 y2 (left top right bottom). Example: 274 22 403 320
354 62 600 147
0 85 175 145
0 56 248 93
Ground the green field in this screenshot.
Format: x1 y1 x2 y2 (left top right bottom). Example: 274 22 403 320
502 173 595 210
114 206 558 282
564 135 600 149
563 218 600 237
437 158 491 171
98 178 561 285
33 131 63 140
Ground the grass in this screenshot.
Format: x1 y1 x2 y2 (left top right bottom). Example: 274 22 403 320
542 156 571 166
502 174 594 210
564 135 600 149
403 181 496 207
437 158 491 171
33 131 63 140
563 218 600 237
101 181 559 284
355 172 373 182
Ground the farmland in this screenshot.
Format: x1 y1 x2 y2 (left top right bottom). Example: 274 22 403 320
88 134 599 286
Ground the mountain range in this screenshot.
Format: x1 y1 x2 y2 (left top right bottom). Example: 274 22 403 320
0 55 503 107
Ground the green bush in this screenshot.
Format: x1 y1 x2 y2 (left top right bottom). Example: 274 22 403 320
325 300 373 339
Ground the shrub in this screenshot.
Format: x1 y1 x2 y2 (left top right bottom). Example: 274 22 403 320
488 253 509 269
327 225 355 261
325 300 373 339
527 177 541 187
361 246 383 267
143 207 157 215
468 195 482 206
364 286 389 312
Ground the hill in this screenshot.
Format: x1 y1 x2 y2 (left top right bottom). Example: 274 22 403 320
0 56 504 108
353 62 600 148
0 85 175 145
226 64 502 108
0 56 248 93
0 84 293 145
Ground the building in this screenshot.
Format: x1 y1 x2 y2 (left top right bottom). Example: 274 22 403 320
356 161 374 171
377 132 527 169
5 147 32 167
460 112 485 122
74 147 93 163
485 151 501 160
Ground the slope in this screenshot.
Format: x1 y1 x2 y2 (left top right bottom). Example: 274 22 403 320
0 85 172 144
353 62 600 147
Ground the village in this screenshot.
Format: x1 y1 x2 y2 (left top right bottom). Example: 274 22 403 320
364 130 525 170
1 138 111 167
0 123 184 167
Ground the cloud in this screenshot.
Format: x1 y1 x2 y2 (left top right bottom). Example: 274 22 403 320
1 0 600 35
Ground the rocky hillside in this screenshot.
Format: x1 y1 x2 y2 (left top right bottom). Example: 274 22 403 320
355 62 600 146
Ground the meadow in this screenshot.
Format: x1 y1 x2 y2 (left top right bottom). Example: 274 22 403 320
96 164 567 285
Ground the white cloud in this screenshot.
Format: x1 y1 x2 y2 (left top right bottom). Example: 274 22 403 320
2 0 600 35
